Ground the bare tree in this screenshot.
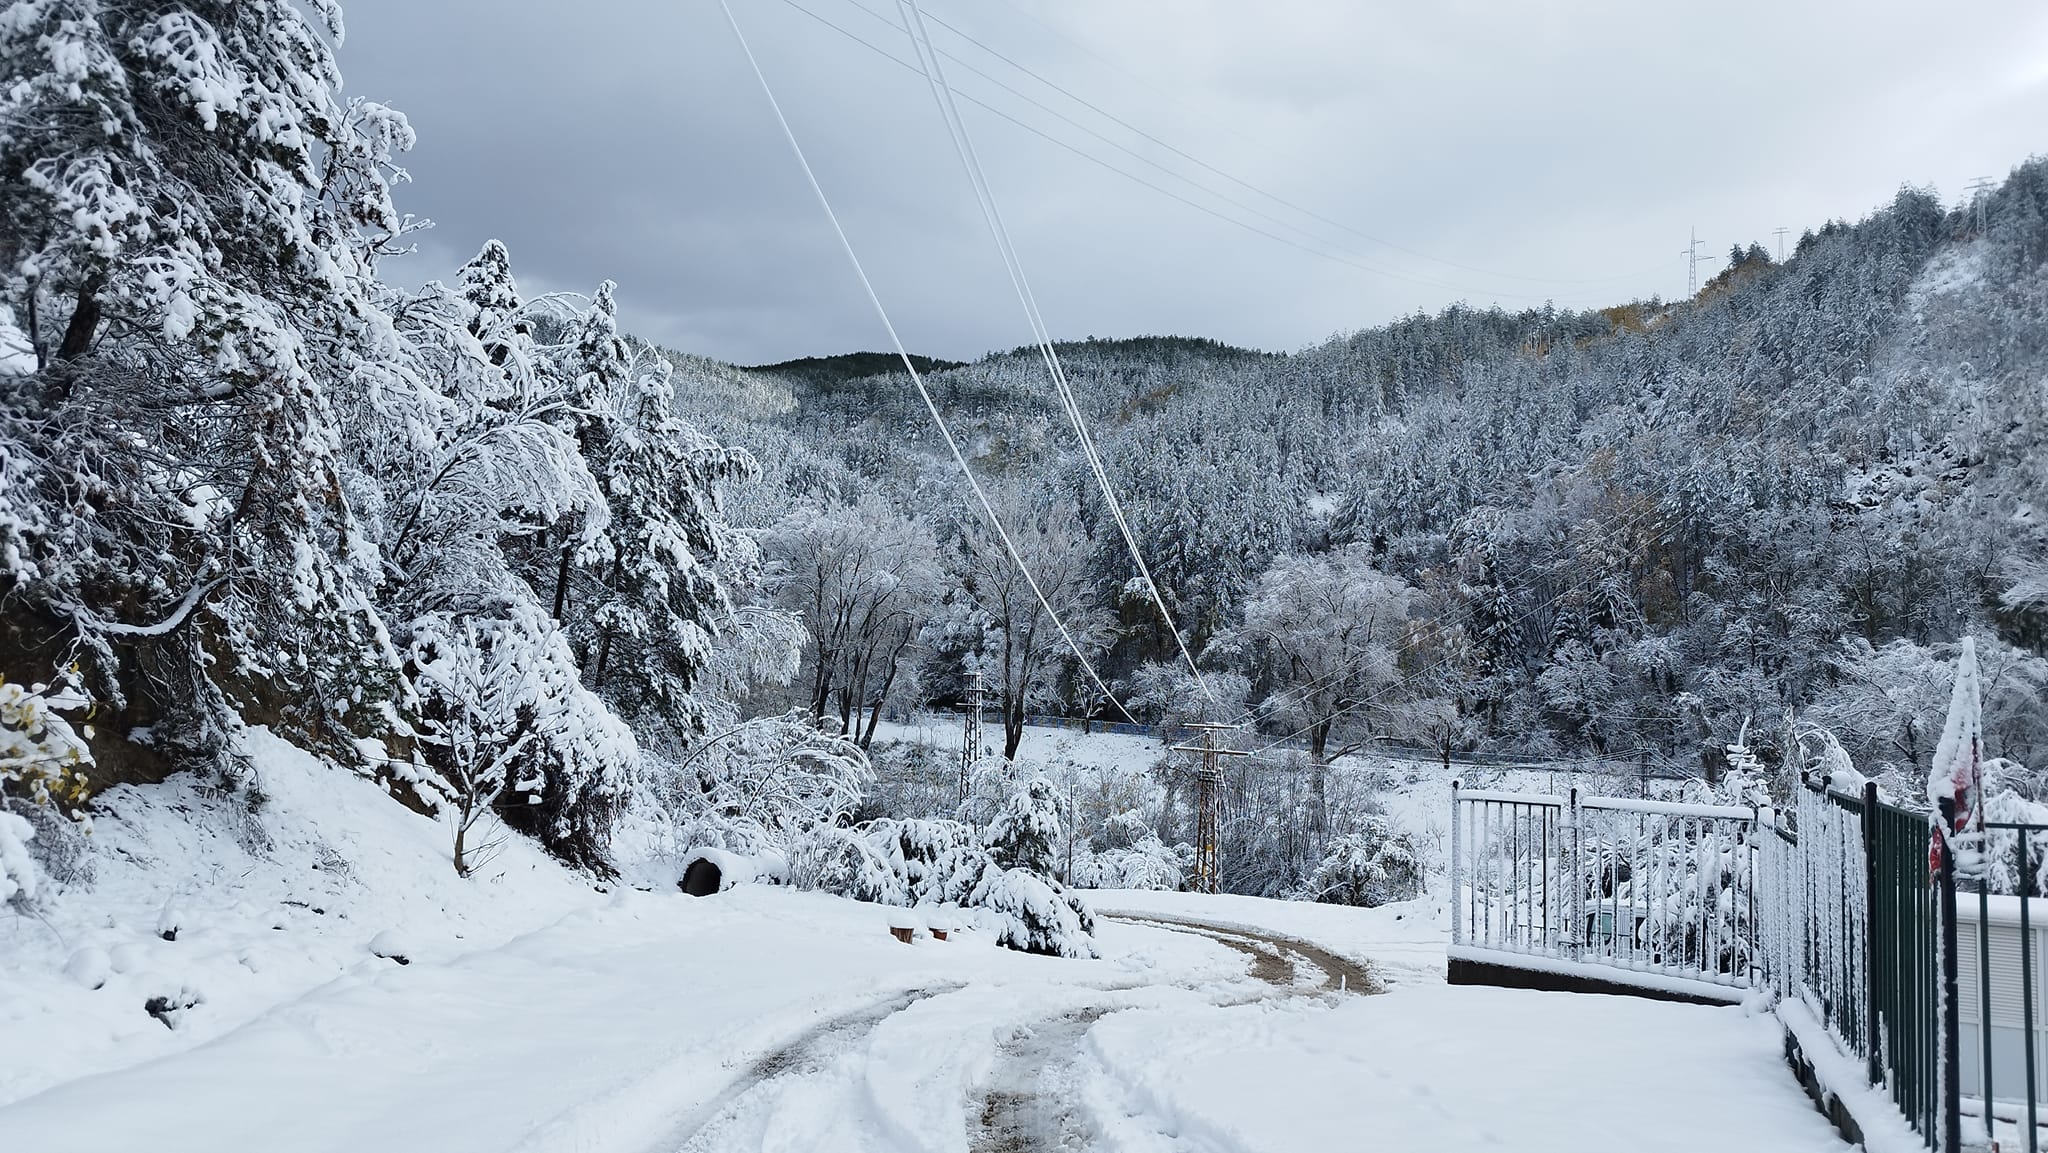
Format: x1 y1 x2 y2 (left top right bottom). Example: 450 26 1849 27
949 491 1113 760
1219 545 1414 833
763 498 940 747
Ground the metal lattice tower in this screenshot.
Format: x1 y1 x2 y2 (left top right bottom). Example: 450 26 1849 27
1680 226 1714 299
1172 722 1250 895
959 667 984 808
1967 176 1995 235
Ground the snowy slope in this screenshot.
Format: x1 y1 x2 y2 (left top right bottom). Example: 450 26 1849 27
2 727 1848 1153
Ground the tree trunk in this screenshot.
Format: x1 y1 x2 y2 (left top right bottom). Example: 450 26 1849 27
452 798 474 877
56 277 102 361
551 545 573 621
1004 696 1025 760
859 635 908 750
809 650 834 723
1310 758 1327 838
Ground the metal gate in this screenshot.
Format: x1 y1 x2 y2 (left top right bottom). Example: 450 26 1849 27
1448 782 1760 997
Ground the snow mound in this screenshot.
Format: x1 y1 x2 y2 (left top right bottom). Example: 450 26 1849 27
367 929 412 965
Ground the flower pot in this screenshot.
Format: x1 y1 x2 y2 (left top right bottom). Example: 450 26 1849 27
889 925 915 944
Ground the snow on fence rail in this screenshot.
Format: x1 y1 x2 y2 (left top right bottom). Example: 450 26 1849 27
1448 781 1761 998
1756 778 1949 1148
1456 773 2048 1152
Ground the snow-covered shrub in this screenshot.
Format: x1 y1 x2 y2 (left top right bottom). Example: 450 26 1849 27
1 676 95 904
988 776 1062 875
861 739 963 824
968 866 1098 958
865 817 991 906
1 676 93 814
663 711 872 855
0 809 35 905
1977 764 2048 895
1301 815 1425 907
1072 836 1187 891
786 823 906 905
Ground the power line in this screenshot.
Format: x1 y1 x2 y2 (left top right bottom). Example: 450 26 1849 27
773 0 1632 309
895 0 1223 713
910 2 1671 289
716 0 1138 727
827 0 1521 300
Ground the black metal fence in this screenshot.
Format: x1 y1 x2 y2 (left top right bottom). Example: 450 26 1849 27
1448 771 2048 1152
1960 820 2048 1153
1754 779 2046 1152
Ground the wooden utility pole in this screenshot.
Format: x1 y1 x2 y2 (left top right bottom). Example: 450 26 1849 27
1171 722 1251 895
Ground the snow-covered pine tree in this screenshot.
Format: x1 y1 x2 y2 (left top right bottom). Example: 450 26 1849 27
987 776 1062 876
578 327 755 738
0 1 416 776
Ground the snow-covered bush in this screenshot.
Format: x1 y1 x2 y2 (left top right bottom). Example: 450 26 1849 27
968 866 1098 958
1301 815 1425 907
786 823 905 905
661 711 872 856
1073 839 1187 891
988 776 1062 875
865 817 991 906
0 809 35 906
1 676 93 815
783 801 1098 957
1 676 95 904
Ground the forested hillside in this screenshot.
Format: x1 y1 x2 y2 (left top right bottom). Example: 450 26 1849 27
0 0 2042 914
707 172 2048 789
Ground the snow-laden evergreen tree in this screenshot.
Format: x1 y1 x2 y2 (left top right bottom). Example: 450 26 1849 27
1302 814 1425 907
542 282 756 744
0 0 416 775
987 776 1062 876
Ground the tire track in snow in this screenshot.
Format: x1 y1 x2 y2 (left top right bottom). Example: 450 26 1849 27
969 915 1379 1152
1107 913 1381 996
665 984 956 1151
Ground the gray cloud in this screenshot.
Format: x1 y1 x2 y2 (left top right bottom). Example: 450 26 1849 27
337 0 2048 364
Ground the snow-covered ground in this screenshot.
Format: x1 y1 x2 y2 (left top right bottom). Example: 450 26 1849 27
0 727 1848 1152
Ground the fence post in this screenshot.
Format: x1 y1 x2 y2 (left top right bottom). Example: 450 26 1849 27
1864 780 1883 1086
1936 800 1961 1153
1562 785 1583 961
1449 780 1463 947
2022 828 2039 1153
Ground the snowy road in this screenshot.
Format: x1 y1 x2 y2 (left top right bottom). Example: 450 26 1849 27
668 913 1370 1152
2 885 1849 1153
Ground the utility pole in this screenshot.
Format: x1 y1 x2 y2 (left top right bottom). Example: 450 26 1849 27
1966 176 1995 234
1771 227 1789 263
1171 722 1251 895
1680 226 1715 299
1065 776 1079 885
960 666 984 809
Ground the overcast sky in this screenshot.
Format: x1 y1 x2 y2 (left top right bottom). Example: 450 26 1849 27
336 0 2048 366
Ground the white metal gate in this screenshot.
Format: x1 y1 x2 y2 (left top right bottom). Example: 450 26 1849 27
1448 781 1761 999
